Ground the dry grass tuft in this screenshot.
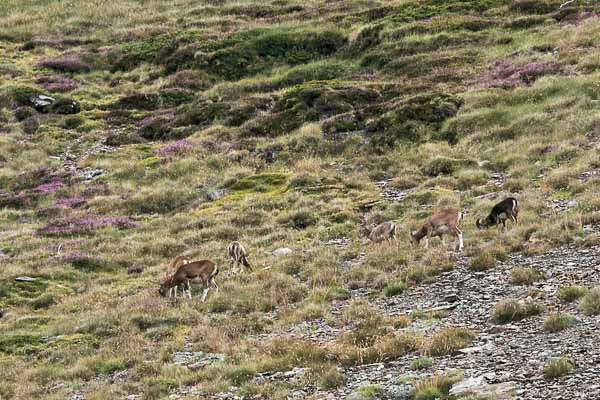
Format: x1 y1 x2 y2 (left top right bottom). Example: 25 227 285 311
491 299 545 324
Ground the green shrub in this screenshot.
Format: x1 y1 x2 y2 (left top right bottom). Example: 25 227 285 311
491 299 545 324
428 328 475 356
579 287 600 316
95 359 128 375
278 208 318 229
543 357 574 380
0 334 43 355
193 29 347 80
424 157 456 176
350 24 384 54
226 366 256 386
368 93 463 149
413 374 462 400
414 386 442 400
383 281 407 297
543 313 575 333
318 365 346 389
228 173 287 192
355 384 383 399
69 256 124 273
29 294 55 310
468 252 496 271
410 357 433 370
511 267 544 286
62 116 84 129
126 188 196 214
252 29 346 62
557 285 587 303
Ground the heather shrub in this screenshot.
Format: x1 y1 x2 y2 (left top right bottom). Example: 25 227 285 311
39 216 138 235
477 59 561 89
37 57 90 73
36 75 79 92
154 140 194 157
126 188 196 214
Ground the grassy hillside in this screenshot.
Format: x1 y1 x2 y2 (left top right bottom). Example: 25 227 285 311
1 0 599 399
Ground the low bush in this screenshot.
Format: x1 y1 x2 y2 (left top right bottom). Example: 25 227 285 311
543 313 575 333
511 267 545 286
579 287 600 316
428 328 475 356
557 285 587 303
543 357 574 380
468 252 496 271
491 299 545 324
37 57 90 73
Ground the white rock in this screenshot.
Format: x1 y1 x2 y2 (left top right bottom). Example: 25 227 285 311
450 375 516 399
272 247 293 257
15 276 36 282
458 343 495 354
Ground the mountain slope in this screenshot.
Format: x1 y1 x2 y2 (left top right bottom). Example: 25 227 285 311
0 0 599 399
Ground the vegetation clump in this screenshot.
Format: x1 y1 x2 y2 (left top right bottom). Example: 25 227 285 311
0 0 599 397
383 281 407 297
543 313 576 333
543 357 574 380
410 357 433 370
468 252 496 271
37 56 90 73
428 328 475 356
557 286 588 303
579 287 600 316
412 373 463 400
510 267 545 286
491 299 545 324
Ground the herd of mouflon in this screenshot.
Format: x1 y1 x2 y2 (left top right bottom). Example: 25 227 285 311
161 197 519 302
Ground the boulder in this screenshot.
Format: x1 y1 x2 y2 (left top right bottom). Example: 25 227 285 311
272 247 293 257
386 384 412 400
207 189 228 202
15 276 37 282
450 373 516 399
28 94 80 114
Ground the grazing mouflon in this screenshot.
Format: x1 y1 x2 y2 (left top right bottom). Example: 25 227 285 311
159 260 219 302
410 208 464 251
368 220 397 243
227 241 253 273
165 255 191 298
476 197 518 230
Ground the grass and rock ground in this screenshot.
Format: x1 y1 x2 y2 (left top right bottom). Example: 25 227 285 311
1 0 600 399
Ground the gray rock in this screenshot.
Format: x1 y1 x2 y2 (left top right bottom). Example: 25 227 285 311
207 189 228 201
450 375 516 399
444 292 458 303
346 392 365 400
272 247 293 257
31 94 55 108
386 384 412 400
458 343 495 354
172 351 225 370
15 276 36 282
